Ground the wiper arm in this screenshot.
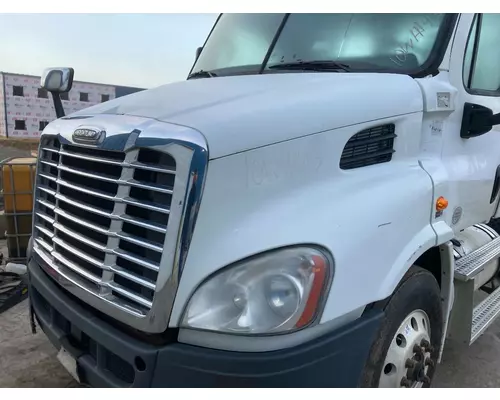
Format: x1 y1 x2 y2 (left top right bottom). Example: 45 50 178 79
187 70 217 79
268 60 351 72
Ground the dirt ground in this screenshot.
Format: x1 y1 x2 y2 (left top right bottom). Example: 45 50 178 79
0 144 32 163
0 300 80 388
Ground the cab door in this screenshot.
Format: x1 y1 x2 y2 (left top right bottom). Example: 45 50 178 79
443 13 500 230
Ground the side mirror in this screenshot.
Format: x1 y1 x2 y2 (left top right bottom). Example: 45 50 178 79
460 102 500 139
195 47 203 61
41 67 74 119
41 67 74 93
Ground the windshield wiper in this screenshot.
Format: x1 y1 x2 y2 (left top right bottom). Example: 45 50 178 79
268 60 351 72
187 70 218 79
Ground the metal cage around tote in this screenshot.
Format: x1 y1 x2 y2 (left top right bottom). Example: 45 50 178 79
1 156 37 265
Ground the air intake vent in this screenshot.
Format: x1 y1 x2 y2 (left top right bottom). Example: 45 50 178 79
340 124 396 170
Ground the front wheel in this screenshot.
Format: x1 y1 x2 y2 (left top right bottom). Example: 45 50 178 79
361 267 443 388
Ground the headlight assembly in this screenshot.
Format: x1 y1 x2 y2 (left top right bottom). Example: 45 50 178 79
181 247 333 335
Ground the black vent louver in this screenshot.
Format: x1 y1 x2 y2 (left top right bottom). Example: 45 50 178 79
340 124 396 170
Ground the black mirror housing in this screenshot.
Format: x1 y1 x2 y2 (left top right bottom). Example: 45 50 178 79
461 102 495 139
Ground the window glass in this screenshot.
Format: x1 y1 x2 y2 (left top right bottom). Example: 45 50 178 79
268 14 444 70
194 14 284 72
192 13 447 75
14 120 26 130
38 88 48 98
464 14 500 92
13 86 24 96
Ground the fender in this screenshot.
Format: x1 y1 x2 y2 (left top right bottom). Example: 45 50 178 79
378 225 439 301
170 113 438 330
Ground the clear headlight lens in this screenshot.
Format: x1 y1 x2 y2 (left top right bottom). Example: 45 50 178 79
181 247 332 335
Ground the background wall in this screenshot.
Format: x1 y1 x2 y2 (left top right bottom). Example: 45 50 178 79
0 72 143 138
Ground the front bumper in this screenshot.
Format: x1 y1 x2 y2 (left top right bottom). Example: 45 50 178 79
28 257 383 387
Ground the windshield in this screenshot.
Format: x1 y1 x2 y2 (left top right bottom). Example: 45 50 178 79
191 13 455 78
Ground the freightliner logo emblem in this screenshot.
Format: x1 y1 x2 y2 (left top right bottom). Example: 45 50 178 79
72 127 105 144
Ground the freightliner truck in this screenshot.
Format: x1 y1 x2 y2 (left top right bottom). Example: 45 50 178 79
26 13 500 387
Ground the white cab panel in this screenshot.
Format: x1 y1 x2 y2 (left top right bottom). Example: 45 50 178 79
170 112 437 327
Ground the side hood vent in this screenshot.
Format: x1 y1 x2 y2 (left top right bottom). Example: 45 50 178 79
340 123 396 170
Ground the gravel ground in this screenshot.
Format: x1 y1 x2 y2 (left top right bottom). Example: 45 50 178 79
0 301 80 388
0 145 31 163
0 238 78 387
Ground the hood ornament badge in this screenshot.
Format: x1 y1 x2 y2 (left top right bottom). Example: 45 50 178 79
72 126 106 145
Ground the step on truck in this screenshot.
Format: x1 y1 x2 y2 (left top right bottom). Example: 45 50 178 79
26 13 500 387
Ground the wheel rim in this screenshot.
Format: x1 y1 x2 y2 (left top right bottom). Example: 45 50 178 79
379 309 434 388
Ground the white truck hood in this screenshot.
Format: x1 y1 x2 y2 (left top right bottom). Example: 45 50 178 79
71 73 423 159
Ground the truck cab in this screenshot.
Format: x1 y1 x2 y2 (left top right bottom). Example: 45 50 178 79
27 13 500 388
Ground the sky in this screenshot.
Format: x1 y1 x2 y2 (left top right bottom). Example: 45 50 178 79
0 13 218 89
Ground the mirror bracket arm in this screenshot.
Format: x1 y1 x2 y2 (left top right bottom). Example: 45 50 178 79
51 92 65 119
491 112 500 127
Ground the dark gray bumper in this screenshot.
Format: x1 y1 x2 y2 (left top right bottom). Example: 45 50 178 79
28 257 382 387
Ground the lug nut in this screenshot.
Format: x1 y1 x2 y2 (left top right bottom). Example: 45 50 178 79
421 339 430 348
421 375 431 385
425 358 435 368
400 377 412 388
405 358 416 368
413 344 424 354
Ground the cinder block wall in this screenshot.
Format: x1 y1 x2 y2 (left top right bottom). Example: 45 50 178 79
3 74 116 139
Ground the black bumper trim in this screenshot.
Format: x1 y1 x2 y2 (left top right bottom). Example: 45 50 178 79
28 257 383 387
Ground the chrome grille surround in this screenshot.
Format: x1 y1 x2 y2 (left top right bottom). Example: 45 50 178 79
31 115 208 333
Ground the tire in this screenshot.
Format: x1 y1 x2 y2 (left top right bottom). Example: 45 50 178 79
360 266 443 388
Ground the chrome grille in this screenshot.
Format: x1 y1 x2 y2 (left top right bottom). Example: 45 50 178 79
33 136 177 315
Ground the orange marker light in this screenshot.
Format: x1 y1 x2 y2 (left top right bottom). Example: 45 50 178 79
436 196 449 212
295 255 328 329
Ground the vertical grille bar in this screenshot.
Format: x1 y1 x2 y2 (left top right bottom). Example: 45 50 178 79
100 150 138 296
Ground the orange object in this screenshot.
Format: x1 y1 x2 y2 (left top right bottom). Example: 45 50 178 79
436 196 449 211
2 157 37 213
2 157 37 260
295 255 328 328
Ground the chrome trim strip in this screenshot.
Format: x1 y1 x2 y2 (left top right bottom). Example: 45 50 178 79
122 197 170 214
119 215 167 234
57 178 117 201
54 207 109 235
56 193 110 217
113 248 160 271
53 222 109 252
59 149 122 165
115 232 163 253
53 236 104 268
